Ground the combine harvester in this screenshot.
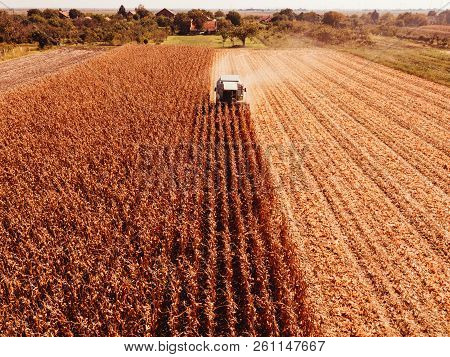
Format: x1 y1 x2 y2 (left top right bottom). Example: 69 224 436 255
214 75 246 106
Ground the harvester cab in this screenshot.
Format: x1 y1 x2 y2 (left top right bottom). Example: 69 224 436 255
215 75 246 105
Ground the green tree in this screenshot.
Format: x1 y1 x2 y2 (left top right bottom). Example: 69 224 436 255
149 28 167 44
297 11 321 23
118 5 127 17
31 30 58 48
28 14 46 24
271 14 289 23
217 19 232 46
69 9 83 19
279 8 296 20
32 31 49 48
217 18 231 31
219 29 230 47
232 22 258 47
226 11 241 26
140 16 158 30
322 11 346 28
27 9 43 17
156 16 172 28
204 10 214 19
135 5 150 19
188 9 209 30
92 14 105 23
370 10 379 23
174 13 192 35
42 9 59 19
215 10 225 18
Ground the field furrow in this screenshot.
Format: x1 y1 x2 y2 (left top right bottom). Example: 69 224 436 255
212 48 450 336
277 70 450 257
320 52 450 129
306 54 450 157
324 50 450 111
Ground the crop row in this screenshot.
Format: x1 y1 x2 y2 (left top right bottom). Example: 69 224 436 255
0 45 311 336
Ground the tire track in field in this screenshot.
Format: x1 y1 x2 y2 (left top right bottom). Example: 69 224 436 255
276 79 449 334
215 49 402 336
212 48 450 336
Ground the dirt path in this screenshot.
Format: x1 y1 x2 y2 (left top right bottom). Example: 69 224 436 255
212 48 450 336
0 48 104 93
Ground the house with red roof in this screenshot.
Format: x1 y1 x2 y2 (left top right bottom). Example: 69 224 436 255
190 18 218 34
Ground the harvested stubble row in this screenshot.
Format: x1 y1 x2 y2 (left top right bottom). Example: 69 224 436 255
212 48 450 336
0 45 312 336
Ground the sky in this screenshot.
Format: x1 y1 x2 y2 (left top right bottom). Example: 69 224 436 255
1 0 448 10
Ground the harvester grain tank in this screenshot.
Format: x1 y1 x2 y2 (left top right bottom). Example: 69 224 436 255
215 75 246 105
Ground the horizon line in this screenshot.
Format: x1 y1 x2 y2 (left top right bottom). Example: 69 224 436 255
3 7 445 11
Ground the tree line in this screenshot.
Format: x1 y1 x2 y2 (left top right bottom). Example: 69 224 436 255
0 6 259 48
261 8 449 46
1 6 449 49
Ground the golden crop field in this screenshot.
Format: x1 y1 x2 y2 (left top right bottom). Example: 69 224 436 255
0 42 448 338
0 45 312 336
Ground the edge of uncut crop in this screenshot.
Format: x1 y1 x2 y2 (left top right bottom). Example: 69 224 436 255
242 104 317 337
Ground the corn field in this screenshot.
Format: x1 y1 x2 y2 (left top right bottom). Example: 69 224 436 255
0 45 312 336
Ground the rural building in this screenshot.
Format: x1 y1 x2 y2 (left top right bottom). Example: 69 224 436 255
190 19 218 33
156 8 176 18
